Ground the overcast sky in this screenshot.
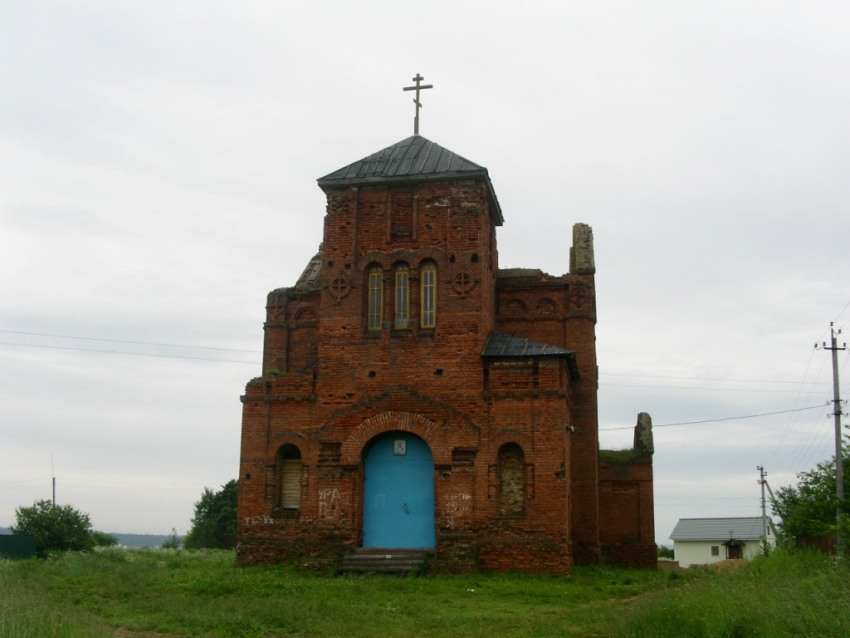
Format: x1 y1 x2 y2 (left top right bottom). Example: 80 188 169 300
2 1 849 544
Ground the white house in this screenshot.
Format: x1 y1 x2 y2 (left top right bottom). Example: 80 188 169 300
669 517 776 567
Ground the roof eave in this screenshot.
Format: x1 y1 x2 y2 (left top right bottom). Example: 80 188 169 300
317 170 504 226
317 169 490 190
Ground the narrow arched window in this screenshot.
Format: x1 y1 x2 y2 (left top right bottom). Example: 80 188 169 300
394 264 410 329
420 262 437 328
278 444 302 510
367 265 383 331
498 443 525 516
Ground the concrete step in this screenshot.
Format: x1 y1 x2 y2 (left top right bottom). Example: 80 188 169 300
338 550 429 574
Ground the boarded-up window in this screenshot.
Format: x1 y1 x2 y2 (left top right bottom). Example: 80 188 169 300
278 444 302 509
498 443 525 515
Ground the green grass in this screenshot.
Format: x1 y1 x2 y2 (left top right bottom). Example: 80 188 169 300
1 549 848 637
618 551 850 638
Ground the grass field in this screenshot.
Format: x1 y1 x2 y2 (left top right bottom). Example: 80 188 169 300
1 548 848 637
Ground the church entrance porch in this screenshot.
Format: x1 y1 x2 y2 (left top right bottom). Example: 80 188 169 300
362 432 436 549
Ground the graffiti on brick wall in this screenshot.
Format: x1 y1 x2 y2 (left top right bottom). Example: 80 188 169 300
443 492 472 530
243 515 284 527
318 488 343 520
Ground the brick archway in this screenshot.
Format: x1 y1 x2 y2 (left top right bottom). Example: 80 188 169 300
340 411 437 465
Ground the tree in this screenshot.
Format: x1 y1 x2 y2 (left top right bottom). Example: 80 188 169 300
183 480 238 550
771 442 849 541
12 500 97 557
91 530 119 548
161 527 181 550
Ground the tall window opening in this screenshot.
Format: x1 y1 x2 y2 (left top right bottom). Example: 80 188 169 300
277 444 302 510
394 264 410 329
498 443 525 516
420 262 437 328
367 265 383 331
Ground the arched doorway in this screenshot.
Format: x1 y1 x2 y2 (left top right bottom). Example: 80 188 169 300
362 432 436 549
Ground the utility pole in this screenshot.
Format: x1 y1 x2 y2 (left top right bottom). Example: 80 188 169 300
817 322 846 555
51 453 56 506
758 466 769 553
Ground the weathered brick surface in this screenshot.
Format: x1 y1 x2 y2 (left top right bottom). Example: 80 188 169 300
237 148 655 573
598 456 657 568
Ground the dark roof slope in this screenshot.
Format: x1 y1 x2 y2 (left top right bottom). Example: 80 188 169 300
318 135 503 224
294 246 322 291
482 332 579 380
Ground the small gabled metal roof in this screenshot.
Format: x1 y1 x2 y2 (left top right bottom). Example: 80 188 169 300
482 332 579 380
670 517 771 542
317 135 504 225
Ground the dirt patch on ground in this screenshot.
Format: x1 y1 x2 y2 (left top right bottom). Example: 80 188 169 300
114 631 184 638
709 559 745 572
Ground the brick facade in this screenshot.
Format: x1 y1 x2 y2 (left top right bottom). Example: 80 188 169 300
237 136 656 572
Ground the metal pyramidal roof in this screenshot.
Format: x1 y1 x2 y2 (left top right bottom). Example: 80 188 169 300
317 135 504 224
318 135 485 183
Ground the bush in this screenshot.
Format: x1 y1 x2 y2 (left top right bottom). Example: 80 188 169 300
91 530 118 548
12 500 97 557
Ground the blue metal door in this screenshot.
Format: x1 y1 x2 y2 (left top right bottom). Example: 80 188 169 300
363 432 436 549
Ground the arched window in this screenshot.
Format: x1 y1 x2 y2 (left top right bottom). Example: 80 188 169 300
420 262 437 328
394 264 410 329
367 265 383 331
498 443 525 516
277 444 302 510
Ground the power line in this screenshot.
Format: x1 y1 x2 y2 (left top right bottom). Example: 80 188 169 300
765 342 827 470
601 381 824 395
599 404 826 431
602 372 825 386
600 370 832 395
792 416 834 474
0 341 260 365
0 476 209 492
0 329 261 353
834 300 850 330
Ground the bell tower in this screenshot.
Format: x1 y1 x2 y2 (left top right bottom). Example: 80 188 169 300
313 135 504 405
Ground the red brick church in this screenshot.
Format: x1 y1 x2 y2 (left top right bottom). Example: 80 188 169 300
236 132 656 572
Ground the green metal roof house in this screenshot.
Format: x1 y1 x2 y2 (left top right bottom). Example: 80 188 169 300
670 517 776 567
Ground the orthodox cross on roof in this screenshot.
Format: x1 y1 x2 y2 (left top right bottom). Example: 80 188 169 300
402 73 433 135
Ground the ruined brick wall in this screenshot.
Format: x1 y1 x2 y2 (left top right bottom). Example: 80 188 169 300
494 264 601 565
476 358 572 572
262 288 320 375
598 453 656 568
